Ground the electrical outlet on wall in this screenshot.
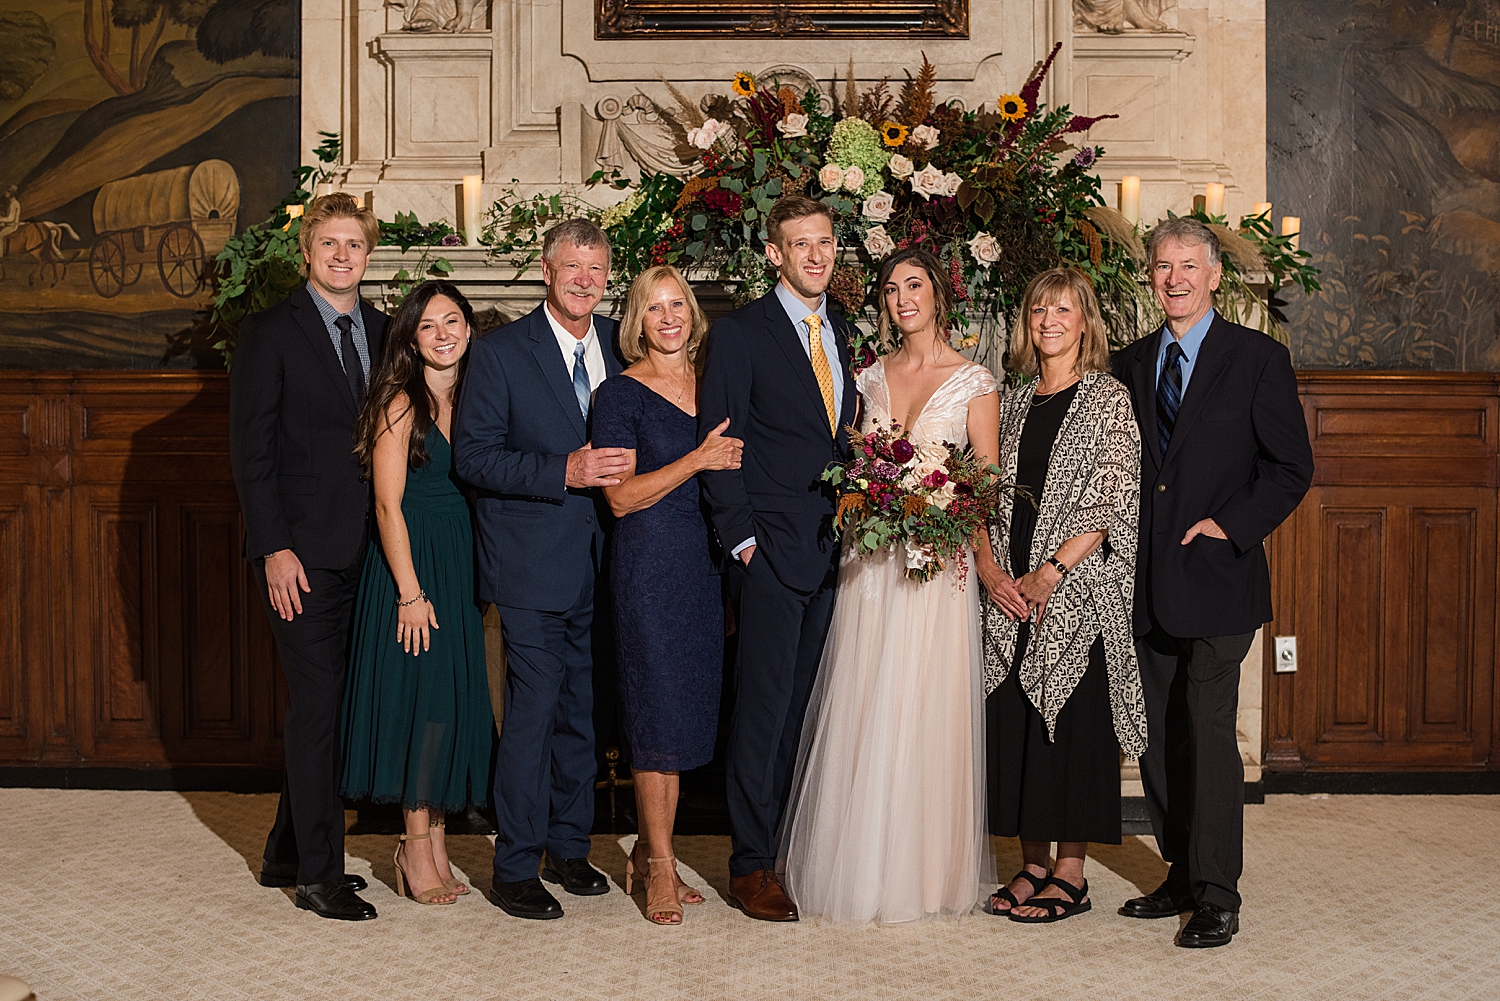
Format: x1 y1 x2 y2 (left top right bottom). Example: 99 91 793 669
1274 635 1297 673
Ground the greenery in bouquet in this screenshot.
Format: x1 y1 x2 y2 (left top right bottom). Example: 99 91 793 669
822 420 1013 585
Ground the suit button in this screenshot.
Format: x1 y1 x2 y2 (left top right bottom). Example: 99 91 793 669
1157 484 1167 492
586 514 594 524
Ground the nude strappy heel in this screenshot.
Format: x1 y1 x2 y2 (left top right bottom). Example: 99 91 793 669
625 848 685 925
393 833 456 905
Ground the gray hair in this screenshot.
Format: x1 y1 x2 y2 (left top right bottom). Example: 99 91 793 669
542 217 611 262
1147 216 1220 265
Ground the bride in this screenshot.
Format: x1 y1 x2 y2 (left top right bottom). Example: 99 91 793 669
779 247 1002 923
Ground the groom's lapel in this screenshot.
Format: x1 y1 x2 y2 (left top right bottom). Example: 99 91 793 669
760 293 827 424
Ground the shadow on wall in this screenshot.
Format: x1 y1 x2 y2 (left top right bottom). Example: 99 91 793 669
1269 0 1500 370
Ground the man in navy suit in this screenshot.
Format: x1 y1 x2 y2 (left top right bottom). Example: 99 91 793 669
1112 217 1313 948
698 195 860 921
453 219 627 920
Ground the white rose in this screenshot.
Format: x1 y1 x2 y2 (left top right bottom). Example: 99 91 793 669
862 224 897 258
888 154 914 179
818 163 846 191
915 441 948 467
687 118 726 150
942 171 963 197
930 480 958 511
841 165 866 192
909 163 947 201
861 190 895 223
967 230 1002 266
777 113 809 138
904 539 936 571
911 124 940 150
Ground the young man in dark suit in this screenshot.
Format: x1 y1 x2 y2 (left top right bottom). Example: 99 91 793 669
229 193 388 920
698 195 859 922
1112 217 1314 947
452 219 626 920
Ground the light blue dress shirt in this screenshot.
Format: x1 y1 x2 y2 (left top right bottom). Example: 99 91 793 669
733 283 847 560
307 282 371 381
1154 307 1215 394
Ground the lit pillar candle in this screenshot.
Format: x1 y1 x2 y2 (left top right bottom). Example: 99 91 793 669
282 203 304 232
1252 201 1272 220
462 174 484 247
1281 215 1301 252
314 182 334 199
1119 176 1141 227
1204 182 1225 217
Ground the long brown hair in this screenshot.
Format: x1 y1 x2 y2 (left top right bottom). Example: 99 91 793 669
356 280 475 474
1007 268 1111 379
875 247 955 351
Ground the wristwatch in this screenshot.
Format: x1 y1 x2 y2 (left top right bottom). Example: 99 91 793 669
1044 556 1069 576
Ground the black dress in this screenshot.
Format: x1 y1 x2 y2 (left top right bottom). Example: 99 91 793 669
591 374 723 772
986 382 1121 844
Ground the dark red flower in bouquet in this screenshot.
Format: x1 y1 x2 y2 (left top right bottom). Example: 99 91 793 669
923 468 949 488
702 187 743 217
891 439 915 463
955 481 974 496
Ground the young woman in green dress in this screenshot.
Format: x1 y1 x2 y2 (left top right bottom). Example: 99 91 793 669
343 281 494 906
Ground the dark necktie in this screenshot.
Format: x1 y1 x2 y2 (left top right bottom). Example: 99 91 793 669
335 314 365 408
1157 340 1184 458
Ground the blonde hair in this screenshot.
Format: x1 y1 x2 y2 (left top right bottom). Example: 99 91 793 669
298 192 379 269
617 266 709 366
1008 268 1112 379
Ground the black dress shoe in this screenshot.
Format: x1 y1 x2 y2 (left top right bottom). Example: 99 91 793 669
539 855 609 896
295 881 378 921
260 862 367 892
1177 902 1239 948
1118 880 1193 919
490 877 563 919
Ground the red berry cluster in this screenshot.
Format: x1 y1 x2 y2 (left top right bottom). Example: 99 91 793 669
649 240 670 265
949 255 971 303
1034 205 1057 225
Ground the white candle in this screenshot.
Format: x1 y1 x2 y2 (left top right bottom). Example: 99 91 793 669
1205 182 1225 217
1252 201 1272 220
1281 215 1301 252
285 204 304 219
314 182 334 199
462 174 484 247
1119 176 1141 227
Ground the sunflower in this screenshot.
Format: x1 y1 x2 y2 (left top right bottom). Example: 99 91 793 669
880 121 910 148
997 94 1028 122
731 71 756 97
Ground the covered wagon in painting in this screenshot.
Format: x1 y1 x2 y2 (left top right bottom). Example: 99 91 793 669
88 159 240 298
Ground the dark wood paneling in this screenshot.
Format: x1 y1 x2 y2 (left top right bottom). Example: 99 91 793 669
0 370 1494 776
1268 373 1498 773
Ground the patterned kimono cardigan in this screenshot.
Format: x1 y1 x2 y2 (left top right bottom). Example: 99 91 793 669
980 370 1148 759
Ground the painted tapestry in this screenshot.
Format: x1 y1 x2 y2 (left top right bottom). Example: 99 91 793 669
0 0 298 368
1270 0 1500 370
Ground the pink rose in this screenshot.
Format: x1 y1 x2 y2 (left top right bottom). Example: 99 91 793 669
909 163 947 200
841 165 866 192
818 163 846 191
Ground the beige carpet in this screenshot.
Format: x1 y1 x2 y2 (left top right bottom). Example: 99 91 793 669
1 790 1495 1000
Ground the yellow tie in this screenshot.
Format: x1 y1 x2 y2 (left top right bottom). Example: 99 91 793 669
806 314 837 435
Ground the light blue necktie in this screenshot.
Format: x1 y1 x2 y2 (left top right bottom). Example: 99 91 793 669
572 340 591 419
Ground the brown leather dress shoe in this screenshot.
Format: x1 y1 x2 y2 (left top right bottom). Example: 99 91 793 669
726 869 798 922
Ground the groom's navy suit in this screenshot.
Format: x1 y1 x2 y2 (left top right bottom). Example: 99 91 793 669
453 303 623 883
699 289 858 878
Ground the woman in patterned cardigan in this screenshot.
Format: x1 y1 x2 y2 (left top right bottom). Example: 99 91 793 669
976 268 1146 924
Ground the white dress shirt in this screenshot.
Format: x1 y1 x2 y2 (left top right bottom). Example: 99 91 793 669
543 301 607 395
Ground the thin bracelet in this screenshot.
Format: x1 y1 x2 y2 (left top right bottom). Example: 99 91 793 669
395 589 427 607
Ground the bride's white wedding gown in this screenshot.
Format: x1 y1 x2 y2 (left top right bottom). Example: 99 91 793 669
779 358 997 924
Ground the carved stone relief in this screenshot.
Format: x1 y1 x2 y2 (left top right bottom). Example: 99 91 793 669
388 0 487 33
1074 0 1170 33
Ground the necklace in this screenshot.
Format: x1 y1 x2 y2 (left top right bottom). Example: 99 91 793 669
648 359 692 406
1030 378 1077 408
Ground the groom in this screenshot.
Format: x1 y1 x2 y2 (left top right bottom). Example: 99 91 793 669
699 195 859 921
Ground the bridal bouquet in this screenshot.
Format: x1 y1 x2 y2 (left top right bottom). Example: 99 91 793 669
822 421 1008 584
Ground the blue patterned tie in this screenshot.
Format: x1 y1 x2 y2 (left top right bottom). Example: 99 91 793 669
1157 340 1184 458
572 340 591 419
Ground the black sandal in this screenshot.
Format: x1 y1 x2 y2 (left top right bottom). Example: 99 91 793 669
984 868 1050 916
1007 876 1091 923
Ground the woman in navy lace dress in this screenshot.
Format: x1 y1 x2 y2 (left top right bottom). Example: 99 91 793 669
592 265 742 926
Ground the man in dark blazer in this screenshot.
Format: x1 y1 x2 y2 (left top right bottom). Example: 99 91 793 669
698 195 859 922
229 193 386 920
453 219 626 920
1112 217 1314 948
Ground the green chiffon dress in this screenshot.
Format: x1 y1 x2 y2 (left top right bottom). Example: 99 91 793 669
341 426 493 813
